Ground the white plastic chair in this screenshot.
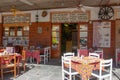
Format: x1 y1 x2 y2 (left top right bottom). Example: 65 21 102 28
40 46 50 64
61 56 79 80
63 52 75 57
89 52 100 58
91 59 113 80
47 46 51 60
94 50 103 58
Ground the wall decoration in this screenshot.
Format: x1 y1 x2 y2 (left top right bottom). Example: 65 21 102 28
41 11 48 17
38 27 42 33
93 22 111 47
2 37 29 47
3 15 30 24
51 12 89 23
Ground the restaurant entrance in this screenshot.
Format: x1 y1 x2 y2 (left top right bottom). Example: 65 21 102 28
61 23 78 54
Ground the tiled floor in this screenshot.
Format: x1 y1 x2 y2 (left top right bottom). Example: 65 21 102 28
2 59 120 80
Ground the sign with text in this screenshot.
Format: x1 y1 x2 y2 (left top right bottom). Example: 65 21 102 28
51 12 89 23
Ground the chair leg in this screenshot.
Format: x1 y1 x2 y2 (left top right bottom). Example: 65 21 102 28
14 66 16 78
44 57 46 64
73 75 75 80
30 57 33 63
1 69 3 80
62 71 64 80
110 75 112 80
23 62 26 72
69 75 72 80
17 65 19 75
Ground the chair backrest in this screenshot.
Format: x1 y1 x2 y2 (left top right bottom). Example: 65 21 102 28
6 47 14 53
62 56 72 73
47 46 51 57
63 52 74 57
23 47 28 50
89 52 100 58
99 59 113 76
0 54 17 79
22 50 26 60
1 54 16 65
94 50 103 58
44 47 50 56
77 49 88 57
29 46 35 51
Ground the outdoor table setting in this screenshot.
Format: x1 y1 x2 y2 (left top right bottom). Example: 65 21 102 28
0 50 22 65
70 56 102 80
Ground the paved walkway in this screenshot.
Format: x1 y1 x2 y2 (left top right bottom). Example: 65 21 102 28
2 59 120 80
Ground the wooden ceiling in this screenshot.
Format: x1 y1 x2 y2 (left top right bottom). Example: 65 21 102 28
0 0 120 12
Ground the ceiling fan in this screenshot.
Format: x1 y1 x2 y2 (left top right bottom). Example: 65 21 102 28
76 4 92 12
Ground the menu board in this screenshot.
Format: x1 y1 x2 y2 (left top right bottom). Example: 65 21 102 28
51 12 89 23
93 22 111 47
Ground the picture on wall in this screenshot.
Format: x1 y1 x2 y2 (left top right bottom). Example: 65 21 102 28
93 22 111 47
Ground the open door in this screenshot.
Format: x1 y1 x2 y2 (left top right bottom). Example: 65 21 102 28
61 23 78 55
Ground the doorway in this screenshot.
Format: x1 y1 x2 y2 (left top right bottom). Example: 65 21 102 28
61 23 78 54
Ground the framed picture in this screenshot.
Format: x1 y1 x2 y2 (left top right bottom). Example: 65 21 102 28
38 27 42 33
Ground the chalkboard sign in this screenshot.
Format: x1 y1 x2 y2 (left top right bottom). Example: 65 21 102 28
51 12 89 23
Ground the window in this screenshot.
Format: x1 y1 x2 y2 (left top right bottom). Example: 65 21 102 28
17 26 23 36
79 25 88 49
23 26 29 36
9 27 15 36
52 25 60 48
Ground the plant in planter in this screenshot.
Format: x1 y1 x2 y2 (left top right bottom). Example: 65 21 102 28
52 38 58 48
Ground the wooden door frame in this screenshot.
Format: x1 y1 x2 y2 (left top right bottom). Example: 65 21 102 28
51 23 61 58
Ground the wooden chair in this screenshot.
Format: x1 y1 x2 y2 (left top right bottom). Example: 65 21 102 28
17 50 26 74
0 54 17 80
22 50 26 71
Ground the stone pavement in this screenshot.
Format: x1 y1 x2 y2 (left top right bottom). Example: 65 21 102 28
2 59 120 80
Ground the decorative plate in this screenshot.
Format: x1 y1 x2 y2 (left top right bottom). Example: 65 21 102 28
41 11 48 17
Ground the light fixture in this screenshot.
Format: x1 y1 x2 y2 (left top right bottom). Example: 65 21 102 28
36 10 39 22
19 0 34 6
